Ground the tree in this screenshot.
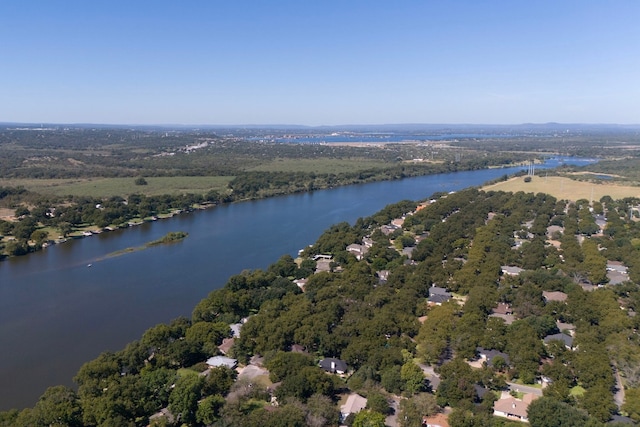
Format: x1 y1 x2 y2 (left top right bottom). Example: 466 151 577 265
401 361 426 395
31 385 82 427
398 393 438 427
134 176 148 186
168 371 204 425
365 390 391 415
352 410 386 427
203 366 237 397
622 387 640 422
196 394 225 425
527 396 589 427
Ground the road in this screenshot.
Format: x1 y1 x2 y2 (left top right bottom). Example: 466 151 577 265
507 382 543 396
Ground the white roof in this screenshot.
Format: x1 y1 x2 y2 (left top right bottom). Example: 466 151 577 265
206 356 237 368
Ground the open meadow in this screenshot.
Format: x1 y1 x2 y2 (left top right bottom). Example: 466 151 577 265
483 175 640 201
0 176 233 198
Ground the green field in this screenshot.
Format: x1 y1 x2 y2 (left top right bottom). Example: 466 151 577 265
247 158 389 173
483 175 640 201
0 176 234 198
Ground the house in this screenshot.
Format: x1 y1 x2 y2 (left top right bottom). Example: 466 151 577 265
377 270 390 283
501 266 525 276
546 225 564 238
422 413 450 427
340 393 367 421
347 243 369 260
607 261 629 285
380 224 400 235
293 278 308 290
315 258 333 273
477 347 510 368
428 285 452 306
493 394 537 423
206 355 237 369
492 303 513 315
542 291 568 303
556 320 576 336
544 333 574 350
428 294 451 306
319 358 347 375
218 337 235 355
429 286 451 297
230 322 243 338
290 344 307 353
490 302 515 324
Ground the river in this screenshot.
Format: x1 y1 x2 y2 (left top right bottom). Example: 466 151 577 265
0 157 594 410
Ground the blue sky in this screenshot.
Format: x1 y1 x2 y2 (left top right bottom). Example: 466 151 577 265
1 1 638 125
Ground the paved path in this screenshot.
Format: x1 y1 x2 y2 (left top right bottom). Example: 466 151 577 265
614 368 625 408
507 382 543 396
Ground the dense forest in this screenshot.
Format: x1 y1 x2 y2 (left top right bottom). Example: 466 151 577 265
2 188 640 426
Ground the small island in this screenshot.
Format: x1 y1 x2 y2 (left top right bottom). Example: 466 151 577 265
147 231 189 247
100 232 189 260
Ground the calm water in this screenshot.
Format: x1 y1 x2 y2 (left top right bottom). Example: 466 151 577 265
0 157 593 410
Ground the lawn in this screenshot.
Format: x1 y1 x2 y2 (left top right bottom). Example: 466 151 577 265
0 176 234 198
482 175 640 201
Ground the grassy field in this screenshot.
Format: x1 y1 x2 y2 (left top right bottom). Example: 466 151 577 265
0 176 234 198
247 158 389 173
483 175 640 201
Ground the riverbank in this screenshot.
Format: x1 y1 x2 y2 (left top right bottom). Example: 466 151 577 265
0 157 599 410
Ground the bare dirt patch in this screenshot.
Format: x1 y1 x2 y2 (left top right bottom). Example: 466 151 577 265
0 208 16 221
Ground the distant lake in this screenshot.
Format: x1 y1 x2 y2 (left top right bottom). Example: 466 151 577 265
251 132 523 143
0 156 595 410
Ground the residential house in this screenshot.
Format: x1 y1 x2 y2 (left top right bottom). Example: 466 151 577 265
347 243 369 260
489 302 516 325
556 320 576 336
422 413 450 427
546 225 564 238
218 337 235 355
319 358 348 375
544 333 574 350
428 285 452 306
377 270 390 283
607 261 630 285
493 394 537 423
542 291 568 303
340 393 367 421
293 278 307 290
428 294 451 306
380 224 400 235
206 356 237 369
391 218 405 228
501 265 525 276
477 347 510 368
493 303 513 316
290 344 307 353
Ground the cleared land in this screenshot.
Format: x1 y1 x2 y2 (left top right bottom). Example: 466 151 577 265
0 176 233 198
483 175 640 201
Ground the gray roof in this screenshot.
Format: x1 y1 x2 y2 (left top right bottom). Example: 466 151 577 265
319 358 347 373
477 347 510 366
428 294 451 304
429 286 452 297
544 333 574 348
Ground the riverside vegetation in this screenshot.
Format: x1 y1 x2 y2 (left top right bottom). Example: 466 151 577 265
2 124 640 259
2 188 640 426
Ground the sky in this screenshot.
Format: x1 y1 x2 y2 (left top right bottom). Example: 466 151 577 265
1 1 639 126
